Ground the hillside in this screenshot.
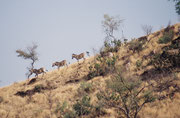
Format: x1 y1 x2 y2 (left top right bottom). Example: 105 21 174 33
0 23 180 118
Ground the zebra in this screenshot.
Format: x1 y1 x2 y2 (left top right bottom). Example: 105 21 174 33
29 67 46 78
52 60 68 69
72 53 85 62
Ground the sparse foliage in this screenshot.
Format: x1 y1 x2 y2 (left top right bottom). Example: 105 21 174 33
78 82 94 96
97 68 155 118
55 101 76 118
136 60 142 69
102 14 123 41
73 95 93 116
16 43 39 78
158 30 174 44
141 25 153 35
151 38 180 69
102 14 123 53
87 55 117 80
128 40 143 53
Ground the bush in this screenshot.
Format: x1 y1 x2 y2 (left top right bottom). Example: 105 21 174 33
97 68 155 118
150 53 163 69
73 95 92 116
103 39 122 53
136 60 142 69
129 40 143 53
150 48 180 69
55 101 76 118
111 39 122 52
158 36 171 44
89 104 107 117
63 111 76 118
87 56 117 80
55 101 68 114
158 30 174 44
87 63 105 79
78 82 94 95
106 56 116 67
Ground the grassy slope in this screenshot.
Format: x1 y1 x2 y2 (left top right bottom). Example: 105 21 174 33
0 23 180 118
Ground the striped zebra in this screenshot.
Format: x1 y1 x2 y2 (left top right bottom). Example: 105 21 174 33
52 60 67 69
72 53 85 62
29 67 46 78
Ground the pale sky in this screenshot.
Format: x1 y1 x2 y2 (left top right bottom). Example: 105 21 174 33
0 0 179 87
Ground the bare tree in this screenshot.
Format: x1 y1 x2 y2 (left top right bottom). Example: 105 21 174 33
141 25 153 35
16 43 39 78
102 14 124 45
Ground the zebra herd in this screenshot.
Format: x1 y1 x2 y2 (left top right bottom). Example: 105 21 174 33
29 52 86 78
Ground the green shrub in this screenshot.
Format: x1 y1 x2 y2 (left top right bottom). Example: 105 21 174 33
73 95 92 116
113 39 122 47
55 101 76 118
89 104 107 117
103 39 121 53
112 39 122 52
129 40 143 53
152 51 180 69
87 56 117 80
106 56 116 67
158 30 174 44
150 53 163 69
158 35 171 44
87 63 104 79
136 60 142 69
97 68 155 118
78 82 94 95
63 111 76 118
55 101 68 114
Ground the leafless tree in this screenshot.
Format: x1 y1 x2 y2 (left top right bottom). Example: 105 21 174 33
16 43 39 78
141 25 153 35
102 14 124 45
142 25 153 35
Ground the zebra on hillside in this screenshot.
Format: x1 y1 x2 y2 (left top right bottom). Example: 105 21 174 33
52 60 68 69
72 53 85 62
29 67 46 78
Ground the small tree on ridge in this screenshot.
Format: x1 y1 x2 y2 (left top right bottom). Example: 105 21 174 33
16 43 39 78
141 25 153 35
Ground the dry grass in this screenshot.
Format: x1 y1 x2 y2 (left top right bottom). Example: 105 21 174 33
0 23 180 118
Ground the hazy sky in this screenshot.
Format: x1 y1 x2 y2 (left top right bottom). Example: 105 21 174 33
0 0 179 87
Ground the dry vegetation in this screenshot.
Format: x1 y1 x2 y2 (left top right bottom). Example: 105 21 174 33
0 23 180 118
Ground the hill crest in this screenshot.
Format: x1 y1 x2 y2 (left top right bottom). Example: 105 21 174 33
0 23 180 118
